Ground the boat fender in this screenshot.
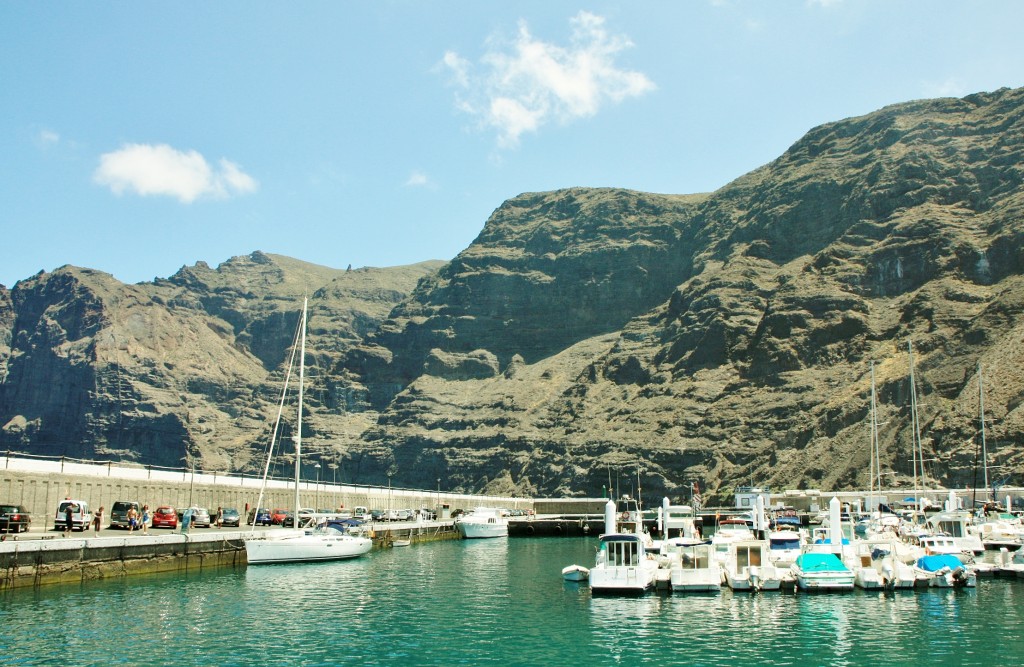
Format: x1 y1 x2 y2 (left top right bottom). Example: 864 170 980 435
555 522 563 532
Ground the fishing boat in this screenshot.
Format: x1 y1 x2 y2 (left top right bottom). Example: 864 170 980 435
561 564 590 582
722 540 781 592
454 507 509 538
791 552 855 592
245 298 373 565
663 538 721 593
589 533 659 594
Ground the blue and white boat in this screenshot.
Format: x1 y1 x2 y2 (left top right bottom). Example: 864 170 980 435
791 552 855 591
914 554 977 588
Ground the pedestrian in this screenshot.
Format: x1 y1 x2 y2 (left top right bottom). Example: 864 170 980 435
141 505 150 534
63 502 74 537
127 506 137 533
93 506 104 536
215 506 222 529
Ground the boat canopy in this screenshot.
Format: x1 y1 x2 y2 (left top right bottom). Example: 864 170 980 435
916 554 964 572
794 553 847 571
601 533 642 543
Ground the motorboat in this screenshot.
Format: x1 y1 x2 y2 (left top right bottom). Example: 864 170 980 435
562 564 590 582
791 552 855 592
722 540 780 592
665 538 721 593
589 533 659 595
914 554 976 588
455 507 509 539
926 510 984 555
767 528 804 568
849 539 915 590
245 299 372 565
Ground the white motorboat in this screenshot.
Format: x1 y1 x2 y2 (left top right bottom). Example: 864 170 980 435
767 528 804 568
562 564 590 582
663 538 721 593
791 552 855 592
245 298 372 565
722 540 781 592
926 510 984 555
590 533 659 594
914 554 976 588
849 539 915 590
455 507 509 539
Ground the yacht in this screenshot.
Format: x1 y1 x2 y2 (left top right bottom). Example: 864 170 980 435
455 507 509 539
722 539 781 592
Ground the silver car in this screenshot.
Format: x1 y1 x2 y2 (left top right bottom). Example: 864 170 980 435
187 507 211 528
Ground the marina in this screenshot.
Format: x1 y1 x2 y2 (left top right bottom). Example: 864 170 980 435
3 537 1024 666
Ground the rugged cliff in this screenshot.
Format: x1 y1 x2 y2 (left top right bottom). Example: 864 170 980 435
2 88 1023 503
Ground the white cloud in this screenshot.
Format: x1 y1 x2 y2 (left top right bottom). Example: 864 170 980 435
93 143 258 203
441 11 655 148
404 170 432 188
38 129 60 146
922 77 966 99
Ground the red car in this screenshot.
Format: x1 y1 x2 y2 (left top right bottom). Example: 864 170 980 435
152 506 178 529
270 508 289 525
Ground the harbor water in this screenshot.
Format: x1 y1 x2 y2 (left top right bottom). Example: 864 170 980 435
3 537 1024 666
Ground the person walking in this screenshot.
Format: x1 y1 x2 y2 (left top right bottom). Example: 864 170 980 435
63 502 75 537
141 505 150 534
215 506 223 529
127 506 138 533
93 506 104 536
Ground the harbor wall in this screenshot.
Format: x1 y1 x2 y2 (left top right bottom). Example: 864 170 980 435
0 532 247 590
0 456 533 527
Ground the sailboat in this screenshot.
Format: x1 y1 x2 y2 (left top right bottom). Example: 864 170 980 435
245 298 373 565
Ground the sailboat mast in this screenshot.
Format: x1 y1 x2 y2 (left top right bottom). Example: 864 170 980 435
979 361 989 500
908 341 923 511
294 297 307 521
869 361 880 510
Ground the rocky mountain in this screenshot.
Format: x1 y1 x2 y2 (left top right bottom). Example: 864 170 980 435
0 255 444 473
3 87 1023 503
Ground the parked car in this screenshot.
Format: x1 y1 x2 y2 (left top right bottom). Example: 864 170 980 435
282 509 314 528
0 504 31 533
370 509 385 521
54 499 91 532
248 508 272 526
220 508 240 527
151 506 178 529
188 507 211 528
270 508 289 525
110 501 141 529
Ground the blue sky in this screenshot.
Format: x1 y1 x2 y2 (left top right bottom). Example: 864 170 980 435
3 2 1023 287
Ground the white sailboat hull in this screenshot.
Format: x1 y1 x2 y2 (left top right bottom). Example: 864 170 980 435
246 531 372 564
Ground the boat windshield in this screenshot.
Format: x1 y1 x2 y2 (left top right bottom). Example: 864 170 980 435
770 538 801 550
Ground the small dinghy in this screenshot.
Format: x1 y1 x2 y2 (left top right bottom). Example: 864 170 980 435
562 564 590 582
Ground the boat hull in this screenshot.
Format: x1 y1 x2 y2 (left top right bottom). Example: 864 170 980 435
455 522 509 539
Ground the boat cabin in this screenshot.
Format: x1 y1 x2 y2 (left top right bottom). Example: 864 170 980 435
600 534 646 567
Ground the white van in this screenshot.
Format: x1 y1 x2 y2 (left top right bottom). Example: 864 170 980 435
55 499 91 532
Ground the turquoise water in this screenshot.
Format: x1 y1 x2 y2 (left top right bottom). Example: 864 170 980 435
2 538 1024 666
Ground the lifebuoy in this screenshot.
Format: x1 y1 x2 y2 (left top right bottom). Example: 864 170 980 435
620 512 629 521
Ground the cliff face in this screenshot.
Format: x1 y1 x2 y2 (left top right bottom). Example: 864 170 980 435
3 88 1023 503
345 88 1024 500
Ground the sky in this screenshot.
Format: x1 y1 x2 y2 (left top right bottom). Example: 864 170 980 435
3 1 1024 287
